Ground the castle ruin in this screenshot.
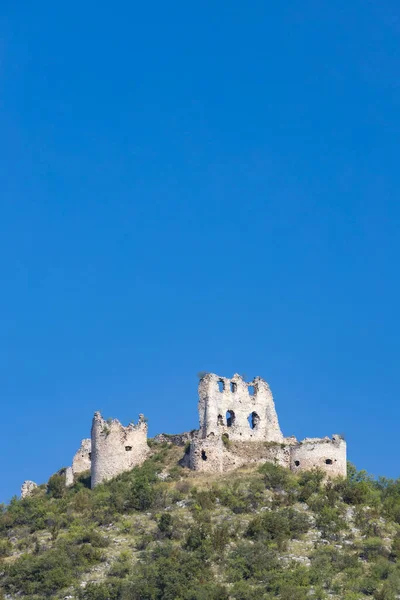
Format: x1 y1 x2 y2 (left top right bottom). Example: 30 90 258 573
90 412 150 487
20 372 347 496
189 374 346 477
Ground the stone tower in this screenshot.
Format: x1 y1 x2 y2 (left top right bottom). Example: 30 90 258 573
90 412 150 488
198 373 283 442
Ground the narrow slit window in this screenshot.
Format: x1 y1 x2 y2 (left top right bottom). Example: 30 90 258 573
201 450 207 461
218 380 224 392
230 382 237 393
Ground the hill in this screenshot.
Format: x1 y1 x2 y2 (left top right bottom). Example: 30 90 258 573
1 441 400 600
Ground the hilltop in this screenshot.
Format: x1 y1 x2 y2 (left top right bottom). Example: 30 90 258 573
1 440 400 599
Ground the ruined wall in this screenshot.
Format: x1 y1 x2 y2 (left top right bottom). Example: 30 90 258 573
290 435 347 478
198 373 283 443
21 480 38 498
64 438 92 487
190 437 224 473
91 412 150 488
72 438 92 475
190 439 291 473
192 373 347 477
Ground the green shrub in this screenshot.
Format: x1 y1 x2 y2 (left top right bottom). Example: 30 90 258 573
258 461 296 491
47 473 67 499
158 512 173 537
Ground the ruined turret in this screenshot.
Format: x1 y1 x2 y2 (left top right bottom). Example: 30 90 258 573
90 412 150 488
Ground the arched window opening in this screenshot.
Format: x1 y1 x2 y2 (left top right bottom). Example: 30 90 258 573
201 450 207 461
217 414 224 426
247 412 260 430
226 410 235 427
218 380 224 392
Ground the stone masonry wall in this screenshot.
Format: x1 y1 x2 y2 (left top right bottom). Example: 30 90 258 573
190 437 224 473
198 373 283 443
91 412 150 488
290 435 347 478
72 438 92 475
21 480 38 498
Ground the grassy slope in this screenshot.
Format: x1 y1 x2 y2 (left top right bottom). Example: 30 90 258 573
1 441 400 599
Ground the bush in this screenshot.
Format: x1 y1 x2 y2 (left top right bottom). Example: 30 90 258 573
246 508 310 546
47 473 66 499
158 512 173 538
258 462 296 491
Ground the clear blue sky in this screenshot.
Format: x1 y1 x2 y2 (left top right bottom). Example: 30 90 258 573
1 1 400 502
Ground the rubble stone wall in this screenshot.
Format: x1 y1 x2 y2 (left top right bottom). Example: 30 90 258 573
91 412 150 488
198 373 283 443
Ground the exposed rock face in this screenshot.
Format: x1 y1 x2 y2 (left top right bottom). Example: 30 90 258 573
90 412 150 488
21 480 38 498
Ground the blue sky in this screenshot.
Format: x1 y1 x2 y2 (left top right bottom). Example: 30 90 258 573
1 1 400 502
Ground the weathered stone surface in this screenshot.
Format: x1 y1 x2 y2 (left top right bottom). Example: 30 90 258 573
65 466 74 487
290 434 347 478
153 431 196 446
91 412 150 488
72 438 91 475
191 373 347 478
21 480 38 498
22 370 347 489
198 373 283 442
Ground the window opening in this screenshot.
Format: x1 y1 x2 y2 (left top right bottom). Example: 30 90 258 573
248 385 255 396
325 459 333 465
125 446 132 452
247 412 260 429
294 460 300 467
226 410 235 427
217 414 224 426
218 380 224 392
201 450 207 461
230 382 237 393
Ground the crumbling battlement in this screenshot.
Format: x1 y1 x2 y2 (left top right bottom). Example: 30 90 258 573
20 370 347 496
198 373 283 442
191 373 347 478
90 412 150 488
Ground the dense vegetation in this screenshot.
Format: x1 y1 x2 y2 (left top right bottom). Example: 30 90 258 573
2 442 400 599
